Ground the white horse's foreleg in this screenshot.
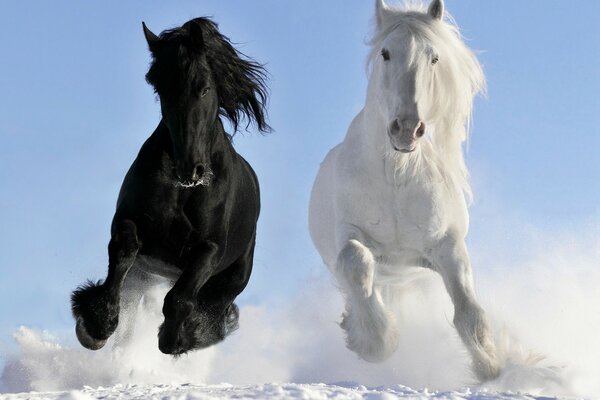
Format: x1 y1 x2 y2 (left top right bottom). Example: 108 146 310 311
336 238 399 362
428 234 500 381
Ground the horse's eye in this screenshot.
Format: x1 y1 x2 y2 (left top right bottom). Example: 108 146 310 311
201 87 210 97
431 55 439 65
381 48 390 61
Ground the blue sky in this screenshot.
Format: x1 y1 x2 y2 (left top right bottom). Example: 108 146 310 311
0 0 598 359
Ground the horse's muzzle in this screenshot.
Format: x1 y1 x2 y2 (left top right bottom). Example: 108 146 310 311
388 119 425 152
175 165 214 188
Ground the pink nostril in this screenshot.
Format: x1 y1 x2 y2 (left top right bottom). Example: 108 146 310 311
414 121 426 138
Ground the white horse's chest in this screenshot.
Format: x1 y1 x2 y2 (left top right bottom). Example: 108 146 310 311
367 183 439 246
337 163 445 250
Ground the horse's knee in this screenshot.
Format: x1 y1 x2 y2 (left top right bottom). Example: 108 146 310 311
431 247 475 309
109 220 140 267
336 239 375 297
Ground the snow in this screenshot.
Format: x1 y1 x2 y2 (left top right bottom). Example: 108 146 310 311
2 230 599 400
0 383 560 400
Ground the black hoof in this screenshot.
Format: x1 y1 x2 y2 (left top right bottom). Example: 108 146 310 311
158 320 188 355
75 317 107 350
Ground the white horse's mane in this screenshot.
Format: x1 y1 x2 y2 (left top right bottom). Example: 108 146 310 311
367 1 485 201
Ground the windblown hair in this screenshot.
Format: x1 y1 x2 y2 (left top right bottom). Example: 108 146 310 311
146 17 270 133
368 2 485 201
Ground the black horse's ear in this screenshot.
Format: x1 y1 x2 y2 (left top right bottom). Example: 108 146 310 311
142 21 160 52
188 20 204 50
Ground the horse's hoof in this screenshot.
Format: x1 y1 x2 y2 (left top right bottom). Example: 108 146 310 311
341 308 399 363
75 317 107 350
473 355 501 382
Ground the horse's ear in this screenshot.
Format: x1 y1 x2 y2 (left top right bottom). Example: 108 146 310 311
428 0 444 20
188 20 205 50
142 22 160 53
375 0 390 28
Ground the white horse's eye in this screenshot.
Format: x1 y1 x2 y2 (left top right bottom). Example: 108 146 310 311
201 87 210 97
431 55 439 65
381 48 390 61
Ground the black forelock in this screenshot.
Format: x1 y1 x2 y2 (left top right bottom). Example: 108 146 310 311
145 17 270 133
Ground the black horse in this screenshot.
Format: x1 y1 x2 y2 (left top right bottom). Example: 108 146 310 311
71 17 269 355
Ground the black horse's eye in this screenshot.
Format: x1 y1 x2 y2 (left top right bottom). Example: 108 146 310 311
381 48 390 61
201 87 210 97
431 55 439 65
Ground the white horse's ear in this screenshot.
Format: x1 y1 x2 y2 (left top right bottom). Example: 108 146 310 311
428 0 444 20
375 0 390 28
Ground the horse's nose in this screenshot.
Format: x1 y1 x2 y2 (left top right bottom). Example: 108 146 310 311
190 164 205 182
388 119 425 139
176 163 205 182
389 118 401 134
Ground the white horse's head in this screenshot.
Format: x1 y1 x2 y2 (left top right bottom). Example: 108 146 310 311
368 0 485 155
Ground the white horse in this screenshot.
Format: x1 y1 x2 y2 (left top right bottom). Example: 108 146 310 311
309 0 500 381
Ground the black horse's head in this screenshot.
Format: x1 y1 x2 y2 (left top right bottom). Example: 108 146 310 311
143 18 270 187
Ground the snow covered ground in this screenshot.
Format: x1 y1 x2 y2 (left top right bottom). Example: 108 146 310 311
1 230 599 399
0 382 566 400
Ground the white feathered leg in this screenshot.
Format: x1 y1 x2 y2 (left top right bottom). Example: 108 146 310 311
336 239 399 362
428 234 500 381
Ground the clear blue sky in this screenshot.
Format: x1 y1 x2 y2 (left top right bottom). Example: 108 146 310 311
0 1 598 358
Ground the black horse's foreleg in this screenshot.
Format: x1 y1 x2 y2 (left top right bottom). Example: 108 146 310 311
195 239 256 340
157 238 256 354
158 240 219 354
71 219 139 350
159 238 255 354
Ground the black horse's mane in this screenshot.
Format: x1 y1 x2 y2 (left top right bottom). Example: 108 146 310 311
146 17 270 133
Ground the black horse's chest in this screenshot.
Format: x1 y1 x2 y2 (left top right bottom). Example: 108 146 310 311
137 185 221 261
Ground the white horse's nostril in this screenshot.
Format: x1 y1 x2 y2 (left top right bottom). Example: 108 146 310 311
414 121 426 138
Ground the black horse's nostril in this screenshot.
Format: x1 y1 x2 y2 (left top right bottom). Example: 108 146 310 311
414 121 426 138
191 164 205 182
